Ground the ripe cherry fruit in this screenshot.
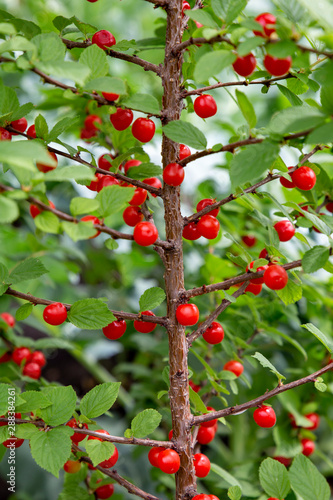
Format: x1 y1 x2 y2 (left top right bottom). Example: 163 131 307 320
0 312 15 328
27 124 37 138
183 222 201 241
157 449 180 474
123 206 144 227
99 446 119 468
196 199 219 217
197 425 216 445
64 460 81 473
194 95 217 119
245 282 262 296
143 177 162 196
132 118 155 143
29 351 46 368
193 453 211 478
179 144 191 160
246 261 268 285
110 108 133 131
30 200 55 219
124 159 141 174
264 55 292 77
291 166 316 190
0 127 11 141
201 407 217 428
148 447 165 467
36 152 58 173
280 167 295 189
301 438 315 456
133 221 159 246
202 321 224 345
242 235 257 247
23 362 41 379
253 12 276 37
189 380 200 393
223 360 244 377
305 412 320 430
66 418 89 443
102 91 120 101
12 347 31 366
163 163 185 186
192 495 211 500
253 405 276 428
232 53 257 77
129 188 147 206
98 154 113 171
182 1 190 16
97 175 119 192
11 117 28 134
197 215 220 239
81 215 101 238
84 115 102 132
263 265 288 290
274 220 295 242
103 320 127 340
95 482 115 500
92 30 116 49
176 303 199 326
273 456 292 467
43 302 68 326
133 311 157 333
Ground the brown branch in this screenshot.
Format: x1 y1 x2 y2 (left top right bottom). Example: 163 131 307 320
295 43 333 59
174 34 235 54
186 283 247 346
184 259 302 299
4 287 168 326
144 0 168 6
192 362 333 426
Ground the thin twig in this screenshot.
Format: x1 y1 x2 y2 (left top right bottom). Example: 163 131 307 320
174 34 235 54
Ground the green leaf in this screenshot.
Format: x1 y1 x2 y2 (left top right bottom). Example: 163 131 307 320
235 89 256 128
79 44 108 80
123 94 160 115
302 245 330 273
289 454 331 500
0 197 19 224
127 163 162 180
267 41 297 58
193 50 236 83
32 32 66 63
130 408 162 438
259 457 291 499
287 77 309 95
228 485 242 500
47 116 81 142
0 140 53 171
252 352 285 380
301 323 333 353
276 279 302 306
269 106 325 136
15 423 40 439
80 382 120 418
34 211 60 234
44 166 95 183
237 37 264 57
277 84 303 106
306 121 333 145
86 439 115 467
163 120 207 150
230 142 279 188
210 463 241 487
34 338 75 350
0 35 36 56
315 378 327 392
84 77 126 94
105 239 119 250
259 324 307 360
139 287 166 311
15 303 33 321
16 391 52 413
62 221 97 242
30 427 72 477
9 258 48 284
189 386 208 413
185 10 220 28
39 386 77 426
59 485 92 500
68 298 115 330
0 384 16 414
37 61 90 86
70 197 100 216
35 114 49 139
211 0 247 23
295 0 333 31
96 185 135 218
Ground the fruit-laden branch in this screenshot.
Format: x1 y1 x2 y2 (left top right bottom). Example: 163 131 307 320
186 283 247 345
184 145 323 222
192 362 333 426
61 38 163 76
173 34 236 54
4 287 168 326
184 259 302 299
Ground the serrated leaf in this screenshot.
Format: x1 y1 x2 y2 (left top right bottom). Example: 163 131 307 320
80 382 120 419
301 323 333 353
289 454 330 500
131 408 162 438
70 197 100 216
15 423 40 439
315 380 327 392
105 239 119 250
186 10 220 28
34 338 75 350
84 76 126 94
276 279 302 306
252 352 285 380
96 185 135 218
306 121 333 145
86 439 115 467
34 211 60 234
30 427 72 477
62 221 97 242
9 258 48 284
228 485 242 500
189 386 208 413
163 120 207 150
0 384 17 414
230 142 279 188
127 163 162 180
79 44 108 80
139 287 166 312
235 90 256 128
39 386 77 426
269 106 325 136
123 94 160 115
15 303 33 321
16 391 52 413
194 50 236 82
0 196 19 224
211 0 247 23
47 116 81 142
302 245 329 273
210 463 241 487
237 37 264 56
44 166 94 182
277 84 303 107
68 298 115 330
259 457 291 499
35 114 49 138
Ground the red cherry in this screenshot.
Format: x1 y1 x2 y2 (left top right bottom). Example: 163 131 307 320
232 53 257 77
176 304 199 326
196 199 219 217
179 144 191 160
30 200 55 218
263 265 288 290
103 320 127 340
36 151 58 173
43 302 68 326
29 351 46 368
246 261 268 285
183 222 201 240
12 347 31 366
288 413 298 429
182 1 190 16
97 175 119 192
86 173 104 191
2 437 24 448
192 495 211 500
189 380 200 393
197 425 216 445
133 222 158 246
64 460 81 473
0 352 11 363
193 453 211 478
274 220 295 242
326 201 333 212
291 166 316 191
197 215 220 239
253 405 276 428
194 95 217 119
253 12 276 37
11 117 28 135
129 188 147 206
87 0 99 2
305 412 320 430
142 177 162 197
273 456 292 467
80 128 96 140
301 438 315 457
224 360 244 377
95 482 115 499
202 322 224 345
123 206 143 227
102 91 120 101
148 447 165 467
208 496 220 500
66 418 89 443
92 30 116 49
134 310 157 333
163 163 185 186
242 235 257 247
99 446 119 468
23 362 41 379
157 449 180 474
132 118 155 143
259 248 268 259
280 167 295 189
110 108 133 131
0 312 15 328
245 282 262 295
264 54 292 77
84 115 102 133
98 154 114 171
81 215 101 238
201 407 217 428
124 159 142 174
27 125 36 138
0 127 11 141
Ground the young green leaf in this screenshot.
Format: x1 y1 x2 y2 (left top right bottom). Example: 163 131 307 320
16 391 52 413
86 439 115 467
68 298 115 330
127 163 162 180
80 382 121 419
276 279 302 306
34 211 60 234
69 197 100 216
139 287 166 311
9 258 48 284
39 386 77 426
96 185 135 218
302 246 330 273
123 94 160 115
230 142 279 188
194 50 236 83
130 408 162 438
235 90 257 128
163 120 207 150
228 485 242 500
0 197 19 224
210 463 241 487
252 352 286 380
15 303 33 321
259 457 291 499
301 323 333 353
